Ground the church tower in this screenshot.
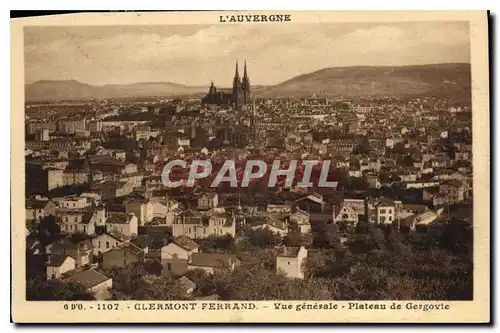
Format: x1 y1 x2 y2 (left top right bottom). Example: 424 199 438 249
232 61 243 109
242 60 251 105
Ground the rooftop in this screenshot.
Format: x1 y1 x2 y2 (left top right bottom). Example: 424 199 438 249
64 269 111 289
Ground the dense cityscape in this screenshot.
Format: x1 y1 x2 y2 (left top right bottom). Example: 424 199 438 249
25 61 473 301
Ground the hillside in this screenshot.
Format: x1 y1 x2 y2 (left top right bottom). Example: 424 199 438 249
257 63 471 99
25 80 207 102
25 63 471 102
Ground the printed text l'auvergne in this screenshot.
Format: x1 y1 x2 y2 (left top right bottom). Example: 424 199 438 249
219 14 291 23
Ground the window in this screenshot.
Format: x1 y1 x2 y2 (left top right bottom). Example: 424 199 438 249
342 214 349 219
288 262 290 265
83 226 86 233
124 259 126 266
98 241 101 248
380 216 386 223
106 242 109 248
388 216 392 222
380 209 386 214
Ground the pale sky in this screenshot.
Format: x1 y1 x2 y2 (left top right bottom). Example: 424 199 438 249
24 22 470 87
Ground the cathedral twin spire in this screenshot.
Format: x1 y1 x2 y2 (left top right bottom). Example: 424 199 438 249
234 60 250 85
233 60 251 108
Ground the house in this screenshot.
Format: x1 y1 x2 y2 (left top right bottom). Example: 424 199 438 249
275 246 308 279
295 193 326 212
373 198 396 225
414 211 440 227
93 180 134 200
130 235 150 254
59 210 97 236
172 210 236 239
404 180 440 190
26 196 57 222
101 243 145 269
187 253 238 274
197 192 219 210
288 209 311 234
333 202 359 231
64 269 112 300
57 195 90 209
91 231 129 256
251 217 288 236
162 258 189 278
343 198 368 217
161 236 199 261
395 212 417 231
46 254 76 280
149 199 181 226
365 173 381 189
106 212 138 238
125 198 154 226
402 204 428 216
46 237 93 268
439 180 466 204
266 204 292 214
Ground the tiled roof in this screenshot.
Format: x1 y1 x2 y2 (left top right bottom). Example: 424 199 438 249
65 269 111 289
188 253 236 268
46 254 73 267
172 236 199 251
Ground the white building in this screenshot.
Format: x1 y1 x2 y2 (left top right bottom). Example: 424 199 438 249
106 213 138 238
161 236 199 261
276 246 308 279
125 199 154 226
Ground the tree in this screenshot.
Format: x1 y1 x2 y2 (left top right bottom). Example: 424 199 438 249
312 221 341 249
27 277 95 301
184 268 215 297
246 228 282 247
104 262 148 295
198 234 235 253
132 275 191 300
354 136 371 155
283 222 303 247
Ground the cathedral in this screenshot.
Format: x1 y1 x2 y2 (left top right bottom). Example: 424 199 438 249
201 60 251 109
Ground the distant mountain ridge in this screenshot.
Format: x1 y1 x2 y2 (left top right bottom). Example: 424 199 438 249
25 80 207 102
25 63 471 102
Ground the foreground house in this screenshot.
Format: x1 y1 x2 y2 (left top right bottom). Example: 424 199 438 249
91 231 129 256
101 243 144 269
64 269 112 300
161 236 199 261
46 237 93 268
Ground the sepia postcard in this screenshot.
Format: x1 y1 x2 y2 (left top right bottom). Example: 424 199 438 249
11 11 490 323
